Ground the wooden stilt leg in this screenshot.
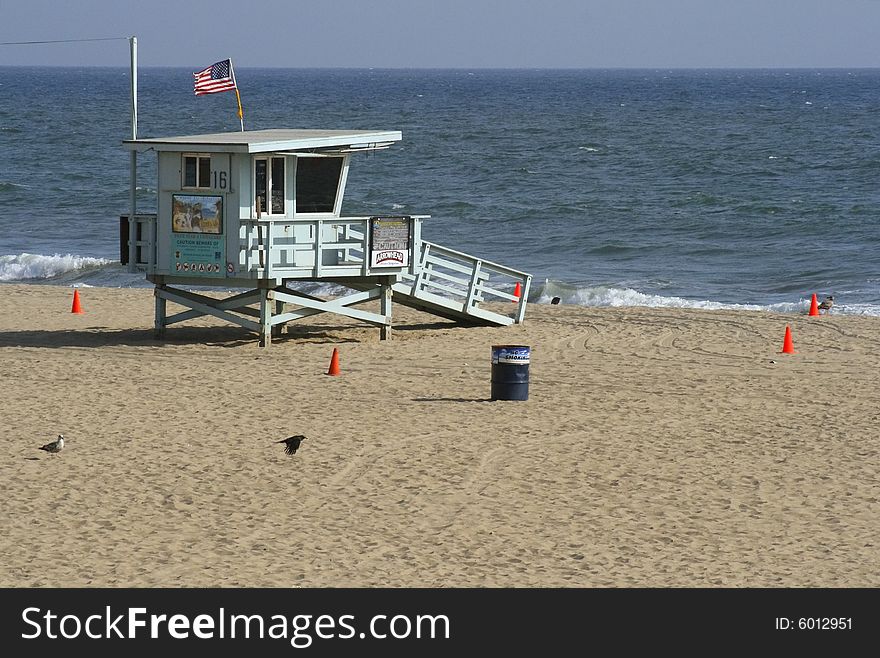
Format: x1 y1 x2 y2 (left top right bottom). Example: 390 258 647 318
272 294 284 338
154 284 166 339
259 288 272 347
380 276 393 341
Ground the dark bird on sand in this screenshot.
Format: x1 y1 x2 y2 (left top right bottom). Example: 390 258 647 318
40 434 64 454
550 296 561 305
277 435 307 455
818 295 834 314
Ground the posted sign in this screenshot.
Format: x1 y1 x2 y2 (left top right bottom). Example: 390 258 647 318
170 194 224 277
369 216 412 268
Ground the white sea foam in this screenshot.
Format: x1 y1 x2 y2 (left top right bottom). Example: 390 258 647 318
2 253 878 317
534 281 880 317
0 253 112 281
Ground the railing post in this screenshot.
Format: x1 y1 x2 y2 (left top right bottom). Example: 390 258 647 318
256 222 266 275
361 218 369 277
463 260 483 312
516 275 532 324
245 221 250 273
149 215 156 269
315 219 323 278
410 242 431 294
241 221 249 273
266 220 274 279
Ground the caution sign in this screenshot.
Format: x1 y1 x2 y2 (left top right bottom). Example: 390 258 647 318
170 235 224 278
369 216 412 269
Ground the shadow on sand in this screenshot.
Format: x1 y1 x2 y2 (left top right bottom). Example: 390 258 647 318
0 319 461 349
412 397 494 403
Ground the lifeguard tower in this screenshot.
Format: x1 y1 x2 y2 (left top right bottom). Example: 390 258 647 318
122 128 531 346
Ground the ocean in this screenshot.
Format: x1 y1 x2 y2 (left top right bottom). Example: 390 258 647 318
1 67 879 314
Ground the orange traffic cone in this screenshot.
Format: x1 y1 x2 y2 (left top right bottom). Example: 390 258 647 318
326 347 340 376
71 289 84 314
780 325 796 354
512 281 522 303
808 293 819 316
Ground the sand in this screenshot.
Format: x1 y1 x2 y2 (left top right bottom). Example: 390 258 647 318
1 283 878 587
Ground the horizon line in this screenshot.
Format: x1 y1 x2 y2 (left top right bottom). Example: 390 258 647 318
1 64 879 71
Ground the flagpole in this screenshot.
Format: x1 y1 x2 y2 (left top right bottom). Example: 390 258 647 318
130 36 137 141
128 35 138 272
230 59 244 131
235 88 244 131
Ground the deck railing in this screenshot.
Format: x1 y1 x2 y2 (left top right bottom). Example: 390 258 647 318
238 215 428 279
129 212 529 324
123 213 157 271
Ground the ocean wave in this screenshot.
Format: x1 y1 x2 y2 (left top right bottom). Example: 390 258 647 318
586 244 642 256
2 256 877 317
534 279 880 316
0 253 113 282
0 181 30 191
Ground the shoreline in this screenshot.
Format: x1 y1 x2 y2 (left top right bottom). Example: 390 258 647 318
1 284 878 587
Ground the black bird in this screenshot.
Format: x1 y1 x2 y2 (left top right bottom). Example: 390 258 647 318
818 295 834 314
550 296 561 305
277 435 307 455
39 434 64 455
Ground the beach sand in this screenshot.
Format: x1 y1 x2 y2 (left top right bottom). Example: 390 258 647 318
1 283 878 587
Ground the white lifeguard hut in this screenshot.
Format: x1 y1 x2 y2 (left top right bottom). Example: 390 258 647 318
122 128 531 346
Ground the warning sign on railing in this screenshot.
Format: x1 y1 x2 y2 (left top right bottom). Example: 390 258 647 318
369 215 412 268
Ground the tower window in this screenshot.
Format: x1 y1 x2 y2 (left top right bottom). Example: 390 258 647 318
183 154 211 188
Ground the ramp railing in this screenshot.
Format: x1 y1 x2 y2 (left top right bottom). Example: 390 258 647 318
397 240 531 325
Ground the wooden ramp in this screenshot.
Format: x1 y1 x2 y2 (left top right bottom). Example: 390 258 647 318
350 239 531 327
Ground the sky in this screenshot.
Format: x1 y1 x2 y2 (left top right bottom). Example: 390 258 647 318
1 0 879 69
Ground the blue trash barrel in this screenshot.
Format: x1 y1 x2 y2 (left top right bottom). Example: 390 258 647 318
491 345 530 401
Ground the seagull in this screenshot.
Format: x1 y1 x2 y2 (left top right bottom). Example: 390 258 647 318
277 435 307 455
818 295 834 314
39 434 64 455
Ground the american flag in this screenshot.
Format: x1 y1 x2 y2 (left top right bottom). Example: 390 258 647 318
193 59 237 95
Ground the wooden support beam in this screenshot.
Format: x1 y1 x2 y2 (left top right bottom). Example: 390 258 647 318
272 288 378 308
162 289 262 325
272 296 285 338
259 288 271 347
271 287 388 327
156 286 261 333
154 284 166 338
380 275 393 340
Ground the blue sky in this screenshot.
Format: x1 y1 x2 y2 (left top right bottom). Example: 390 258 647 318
1 0 879 68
